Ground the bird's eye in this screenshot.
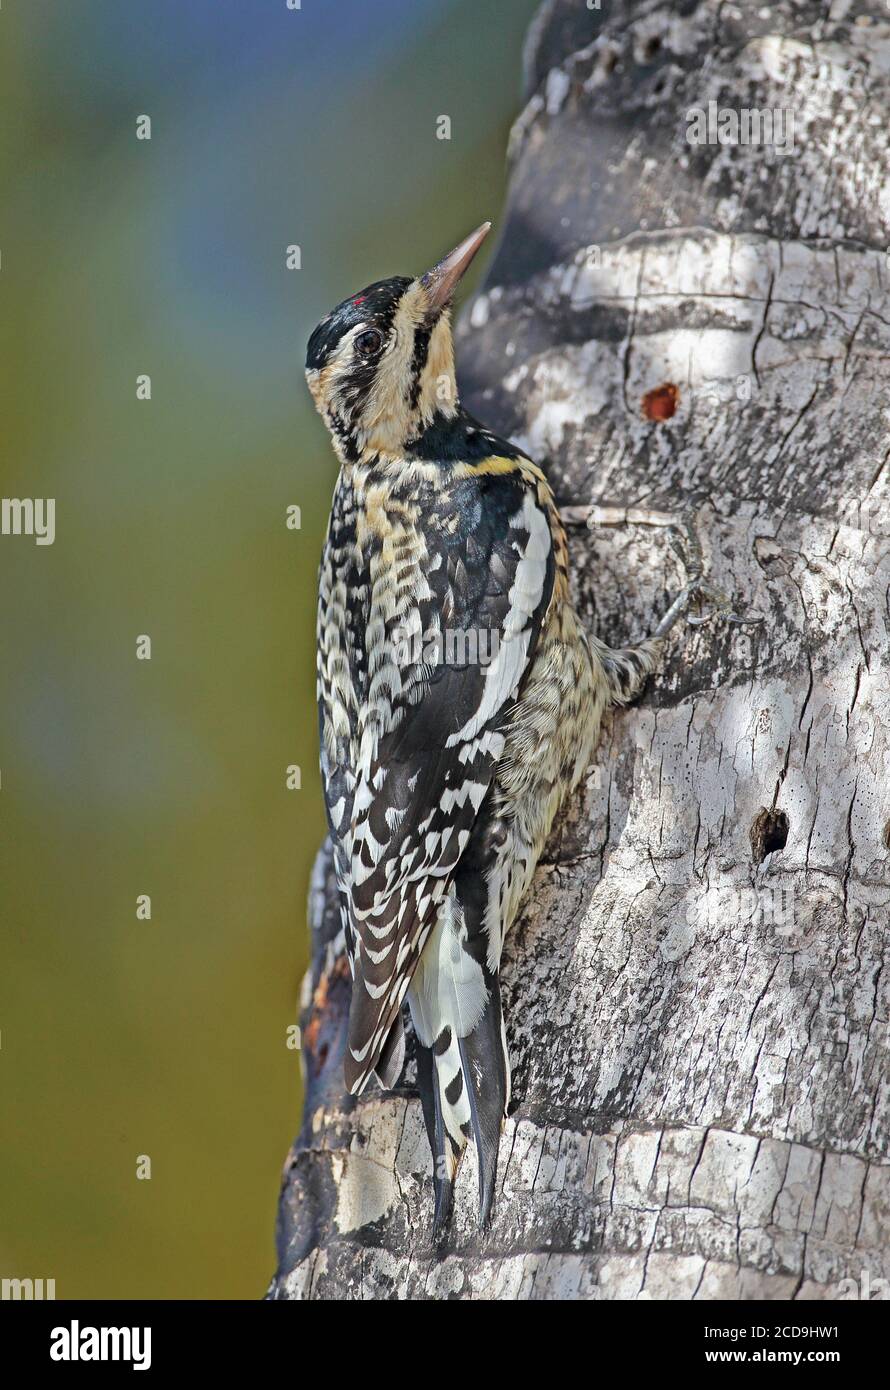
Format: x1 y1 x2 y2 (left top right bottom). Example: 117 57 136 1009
355 329 383 359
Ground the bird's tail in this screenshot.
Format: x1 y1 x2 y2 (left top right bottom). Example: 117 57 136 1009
409 942 509 1235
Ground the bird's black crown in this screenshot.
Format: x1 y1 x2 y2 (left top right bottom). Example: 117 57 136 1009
306 276 411 370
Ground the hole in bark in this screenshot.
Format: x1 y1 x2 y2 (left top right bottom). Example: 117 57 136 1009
883 821 890 852
642 382 679 421
750 808 789 864
642 36 661 62
601 48 618 75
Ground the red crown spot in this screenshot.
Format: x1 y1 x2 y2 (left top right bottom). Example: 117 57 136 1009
351 295 367 307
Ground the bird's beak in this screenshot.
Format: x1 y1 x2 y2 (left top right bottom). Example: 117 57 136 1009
420 221 492 314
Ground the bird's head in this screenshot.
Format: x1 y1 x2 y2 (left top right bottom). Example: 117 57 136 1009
305 222 491 462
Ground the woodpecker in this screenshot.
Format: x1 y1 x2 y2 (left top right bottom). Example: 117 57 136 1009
306 223 718 1233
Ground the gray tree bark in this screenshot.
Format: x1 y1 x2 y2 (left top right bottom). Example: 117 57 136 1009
269 0 890 1300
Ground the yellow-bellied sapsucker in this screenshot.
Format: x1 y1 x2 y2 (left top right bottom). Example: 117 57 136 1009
305 223 720 1233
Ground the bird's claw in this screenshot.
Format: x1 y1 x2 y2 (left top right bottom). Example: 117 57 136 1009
681 568 765 629
575 498 764 635
665 514 763 631
681 575 752 627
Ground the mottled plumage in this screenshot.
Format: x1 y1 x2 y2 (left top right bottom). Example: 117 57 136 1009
306 224 665 1231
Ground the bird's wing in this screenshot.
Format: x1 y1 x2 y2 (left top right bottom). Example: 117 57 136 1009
319 465 555 1093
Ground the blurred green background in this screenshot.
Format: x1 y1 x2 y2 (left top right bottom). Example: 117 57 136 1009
0 0 538 1298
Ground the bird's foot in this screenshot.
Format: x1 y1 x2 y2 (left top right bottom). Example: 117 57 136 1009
564 499 763 638
652 512 748 638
